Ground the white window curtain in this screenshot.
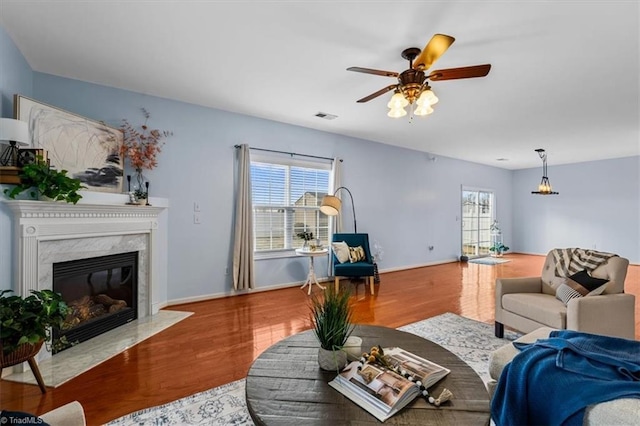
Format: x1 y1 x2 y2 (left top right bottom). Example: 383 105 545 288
331 158 343 233
232 144 254 290
328 157 342 276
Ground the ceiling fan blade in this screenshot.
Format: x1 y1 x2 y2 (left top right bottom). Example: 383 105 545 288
412 34 455 71
356 84 398 103
428 64 492 81
347 67 399 78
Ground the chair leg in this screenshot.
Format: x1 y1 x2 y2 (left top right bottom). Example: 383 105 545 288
369 276 375 295
495 321 504 338
335 277 340 293
27 356 47 393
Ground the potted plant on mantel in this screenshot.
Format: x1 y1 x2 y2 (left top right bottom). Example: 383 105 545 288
3 156 85 204
0 289 69 392
310 286 354 371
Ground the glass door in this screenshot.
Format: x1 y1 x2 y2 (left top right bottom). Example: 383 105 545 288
461 189 494 257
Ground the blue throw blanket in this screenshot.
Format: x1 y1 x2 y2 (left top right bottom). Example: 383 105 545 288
491 330 640 426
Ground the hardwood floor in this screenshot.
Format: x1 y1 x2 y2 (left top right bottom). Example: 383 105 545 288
1 254 638 425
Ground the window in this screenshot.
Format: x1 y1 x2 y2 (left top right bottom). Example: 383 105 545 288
461 188 494 257
251 155 331 255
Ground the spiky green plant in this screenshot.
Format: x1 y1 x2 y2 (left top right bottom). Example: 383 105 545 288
310 286 354 351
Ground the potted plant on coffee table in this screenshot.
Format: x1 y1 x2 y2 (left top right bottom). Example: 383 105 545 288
3 156 85 204
310 286 354 371
0 289 69 392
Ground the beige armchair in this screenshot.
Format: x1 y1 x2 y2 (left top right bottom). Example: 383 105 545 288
495 250 635 339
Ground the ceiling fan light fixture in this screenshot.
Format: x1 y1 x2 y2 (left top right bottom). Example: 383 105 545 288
414 104 434 116
387 106 407 118
387 91 409 109
417 88 438 106
348 33 491 119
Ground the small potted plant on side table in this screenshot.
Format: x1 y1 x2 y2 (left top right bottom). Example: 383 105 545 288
296 230 315 251
310 285 354 371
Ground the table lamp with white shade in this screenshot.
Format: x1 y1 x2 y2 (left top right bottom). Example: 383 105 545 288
0 118 30 166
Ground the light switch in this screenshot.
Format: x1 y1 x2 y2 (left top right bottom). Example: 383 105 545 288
194 213 201 224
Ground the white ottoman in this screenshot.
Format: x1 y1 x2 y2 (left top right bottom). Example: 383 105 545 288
488 328 640 425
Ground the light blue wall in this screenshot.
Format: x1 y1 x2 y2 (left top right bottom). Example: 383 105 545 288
512 156 640 263
0 26 33 291
2 25 637 304
23 71 514 303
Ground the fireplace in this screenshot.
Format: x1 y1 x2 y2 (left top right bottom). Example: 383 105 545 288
53 252 138 354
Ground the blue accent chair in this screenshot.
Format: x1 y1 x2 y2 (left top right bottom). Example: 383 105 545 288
331 233 376 295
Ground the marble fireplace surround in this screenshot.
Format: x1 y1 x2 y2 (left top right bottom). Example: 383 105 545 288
5 200 166 359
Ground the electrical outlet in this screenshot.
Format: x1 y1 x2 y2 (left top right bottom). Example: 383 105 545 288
194 213 201 224
194 202 201 212
225 267 229 275
428 246 434 251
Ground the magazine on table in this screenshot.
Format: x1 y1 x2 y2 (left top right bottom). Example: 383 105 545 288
328 347 450 422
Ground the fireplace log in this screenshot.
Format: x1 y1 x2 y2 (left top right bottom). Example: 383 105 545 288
108 301 127 313
94 294 127 309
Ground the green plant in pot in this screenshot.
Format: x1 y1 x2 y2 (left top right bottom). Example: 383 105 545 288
3 156 85 204
489 243 510 257
0 289 69 358
310 285 354 371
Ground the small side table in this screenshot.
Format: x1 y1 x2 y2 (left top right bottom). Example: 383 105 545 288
295 248 328 295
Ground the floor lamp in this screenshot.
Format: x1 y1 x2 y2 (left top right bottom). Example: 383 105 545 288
320 186 357 233
0 118 30 166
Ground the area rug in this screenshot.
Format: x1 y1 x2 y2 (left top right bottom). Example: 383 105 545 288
468 257 511 265
107 312 520 426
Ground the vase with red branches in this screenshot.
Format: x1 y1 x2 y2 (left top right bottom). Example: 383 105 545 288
119 108 172 202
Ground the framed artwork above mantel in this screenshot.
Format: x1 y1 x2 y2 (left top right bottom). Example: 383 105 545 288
14 94 124 193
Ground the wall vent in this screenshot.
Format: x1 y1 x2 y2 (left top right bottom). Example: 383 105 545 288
315 112 338 120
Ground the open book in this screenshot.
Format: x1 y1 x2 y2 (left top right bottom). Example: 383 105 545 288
328 347 450 422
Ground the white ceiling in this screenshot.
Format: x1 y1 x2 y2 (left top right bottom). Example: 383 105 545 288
1 1 638 170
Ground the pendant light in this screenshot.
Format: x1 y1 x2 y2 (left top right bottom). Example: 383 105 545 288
531 148 559 195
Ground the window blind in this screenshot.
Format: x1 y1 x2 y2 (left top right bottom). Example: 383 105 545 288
251 158 330 253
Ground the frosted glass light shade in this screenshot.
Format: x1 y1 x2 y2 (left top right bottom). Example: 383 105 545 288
387 92 409 109
387 107 407 118
417 89 438 106
414 104 434 116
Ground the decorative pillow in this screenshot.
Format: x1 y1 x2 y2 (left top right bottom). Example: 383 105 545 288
348 245 366 263
555 276 608 306
568 269 609 291
331 241 350 263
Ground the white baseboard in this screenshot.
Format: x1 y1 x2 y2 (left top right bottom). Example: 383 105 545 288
165 259 459 307
377 258 459 273
166 276 331 306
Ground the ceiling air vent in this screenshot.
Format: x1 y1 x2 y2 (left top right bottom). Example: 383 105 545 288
315 112 338 120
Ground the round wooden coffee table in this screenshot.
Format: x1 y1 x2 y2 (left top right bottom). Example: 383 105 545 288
246 324 490 425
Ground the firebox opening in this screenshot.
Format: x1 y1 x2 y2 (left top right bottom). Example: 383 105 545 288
53 251 138 354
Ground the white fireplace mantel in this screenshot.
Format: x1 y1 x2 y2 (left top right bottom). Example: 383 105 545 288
5 199 167 320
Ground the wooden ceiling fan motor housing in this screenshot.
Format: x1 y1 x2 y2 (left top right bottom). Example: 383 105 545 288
398 69 426 104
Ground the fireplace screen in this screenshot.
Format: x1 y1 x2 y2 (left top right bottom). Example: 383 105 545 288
53 252 138 354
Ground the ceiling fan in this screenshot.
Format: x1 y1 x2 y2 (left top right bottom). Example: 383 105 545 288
348 34 491 118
